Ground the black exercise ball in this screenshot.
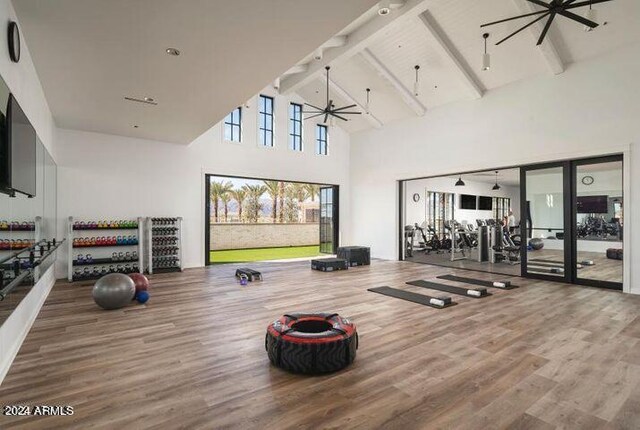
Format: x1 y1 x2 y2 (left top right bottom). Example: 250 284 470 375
529 238 545 251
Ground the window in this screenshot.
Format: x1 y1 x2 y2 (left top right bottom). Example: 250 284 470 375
289 103 303 151
258 95 274 147
316 124 328 155
224 107 242 142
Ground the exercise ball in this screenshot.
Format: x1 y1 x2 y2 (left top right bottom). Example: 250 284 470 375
136 291 149 304
129 273 150 294
529 238 545 251
92 273 136 310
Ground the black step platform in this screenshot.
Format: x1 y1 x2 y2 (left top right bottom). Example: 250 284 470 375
406 279 491 298
337 246 370 266
368 286 455 309
437 274 518 290
311 258 348 272
235 268 263 281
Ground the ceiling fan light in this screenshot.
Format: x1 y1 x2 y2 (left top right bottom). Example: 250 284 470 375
482 53 491 71
455 177 465 187
584 8 598 32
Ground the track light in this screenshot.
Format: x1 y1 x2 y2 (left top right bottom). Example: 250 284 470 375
413 65 420 97
482 33 491 71
455 176 465 187
492 171 501 190
584 3 597 32
378 0 391 16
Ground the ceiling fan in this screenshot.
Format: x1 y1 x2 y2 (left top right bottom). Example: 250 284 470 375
304 66 361 123
481 0 613 46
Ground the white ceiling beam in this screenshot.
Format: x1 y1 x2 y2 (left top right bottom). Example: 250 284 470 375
280 0 429 94
417 11 484 99
510 0 564 75
360 48 426 116
323 36 348 49
283 64 308 76
326 77 383 129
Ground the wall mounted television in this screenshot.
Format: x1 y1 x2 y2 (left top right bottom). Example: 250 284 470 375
460 194 477 210
577 195 608 214
478 196 493 210
0 94 36 197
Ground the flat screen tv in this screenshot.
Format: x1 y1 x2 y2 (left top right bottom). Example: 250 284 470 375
460 194 477 210
478 196 493 210
0 94 36 197
577 195 608 214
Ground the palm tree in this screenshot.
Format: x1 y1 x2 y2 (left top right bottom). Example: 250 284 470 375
304 184 320 202
229 189 246 222
278 182 287 223
210 180 233 222
243 184 266 222
220 192 232 222
263 181 280 223
291 183 309 203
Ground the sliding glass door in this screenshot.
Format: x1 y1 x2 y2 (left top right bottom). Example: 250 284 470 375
572 156 623 289
319 186 339 254
521 163 570 282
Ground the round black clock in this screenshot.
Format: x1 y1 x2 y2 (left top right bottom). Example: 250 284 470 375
412 193 420 203
581 176 594 186
8 21 20 63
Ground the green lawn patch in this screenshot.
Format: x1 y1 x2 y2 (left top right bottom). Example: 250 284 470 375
209 245 322 264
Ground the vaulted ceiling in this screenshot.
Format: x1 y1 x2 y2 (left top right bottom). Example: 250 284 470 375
287 0 640 134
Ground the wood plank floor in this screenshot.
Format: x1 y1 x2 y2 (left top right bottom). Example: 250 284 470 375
1 260 639 429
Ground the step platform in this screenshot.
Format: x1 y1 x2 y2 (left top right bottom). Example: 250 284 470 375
311 258 349 272
337 246 370 267
235 268 263 281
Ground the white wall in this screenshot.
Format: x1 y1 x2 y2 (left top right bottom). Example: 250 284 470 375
404 176 520 228
0 0 58 384
55 89 351 276
349 43 638 294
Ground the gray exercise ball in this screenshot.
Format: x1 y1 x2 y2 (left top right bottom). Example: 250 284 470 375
529 238 545 251
92 273 136 310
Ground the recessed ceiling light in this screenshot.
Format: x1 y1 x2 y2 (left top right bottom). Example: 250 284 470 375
166 47 180 56
378 0 391 15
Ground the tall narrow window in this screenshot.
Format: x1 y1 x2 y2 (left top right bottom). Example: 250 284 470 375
258 95 274 147
316 124 328 155
224 107 242 142
289 103 303 151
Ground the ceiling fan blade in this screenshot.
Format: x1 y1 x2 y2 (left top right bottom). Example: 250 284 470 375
331 113 350 122
563 0 580 4
557 8 598 27
332 104 358 112
564 0 613 9
324 113 329 124
333 111 362 115
304 102 325 111
304 112 325 120
525 0 552 8
496 12 550 45
480 10 549 28
537 12 556 45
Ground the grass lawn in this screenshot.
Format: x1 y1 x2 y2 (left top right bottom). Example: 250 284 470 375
209 245 322 264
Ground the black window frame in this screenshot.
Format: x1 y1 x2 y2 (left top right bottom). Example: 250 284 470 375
258 95 274 147
316 124 328 155
224 107 242 142
289 103 303 151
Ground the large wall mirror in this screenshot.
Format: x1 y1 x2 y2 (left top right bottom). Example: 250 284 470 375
0 73 57 327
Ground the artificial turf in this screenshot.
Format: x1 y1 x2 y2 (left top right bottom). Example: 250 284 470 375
209 245 322 264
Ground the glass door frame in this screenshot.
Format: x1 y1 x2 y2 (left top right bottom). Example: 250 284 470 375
520 161 573 283
570 154 623 290
319 185 340 254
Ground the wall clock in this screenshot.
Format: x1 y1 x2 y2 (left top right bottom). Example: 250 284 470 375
412 193 420 203
8 21 20 63
581 176 594 186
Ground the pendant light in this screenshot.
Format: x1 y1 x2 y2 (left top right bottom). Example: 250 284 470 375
584 1 597 32
482 33 491 71
492 171 501 190
413 65 420 97
365 88 371 115
455 176 465 187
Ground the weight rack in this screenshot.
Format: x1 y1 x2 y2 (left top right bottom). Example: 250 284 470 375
67 217 144 282
146 217 183 274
